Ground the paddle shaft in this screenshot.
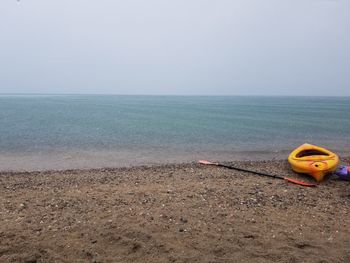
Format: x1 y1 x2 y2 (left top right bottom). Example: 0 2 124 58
198 160 316 187
216 163 285 180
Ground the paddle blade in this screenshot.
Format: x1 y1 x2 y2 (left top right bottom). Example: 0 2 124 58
284 177 317 187
198 160 218 165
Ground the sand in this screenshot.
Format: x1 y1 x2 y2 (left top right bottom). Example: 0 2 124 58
0 159 350 263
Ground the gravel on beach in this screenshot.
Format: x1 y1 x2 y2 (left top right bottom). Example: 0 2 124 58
1 159 350 262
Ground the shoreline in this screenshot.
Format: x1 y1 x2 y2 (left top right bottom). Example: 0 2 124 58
1 157 349 180
0 149 349 172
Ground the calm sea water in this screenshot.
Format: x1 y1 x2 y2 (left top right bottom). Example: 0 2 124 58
0 95 349 170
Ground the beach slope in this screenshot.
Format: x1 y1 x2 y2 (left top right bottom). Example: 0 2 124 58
1 159 349 262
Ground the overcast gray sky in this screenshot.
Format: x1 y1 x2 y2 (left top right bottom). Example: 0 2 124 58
0 0 349 95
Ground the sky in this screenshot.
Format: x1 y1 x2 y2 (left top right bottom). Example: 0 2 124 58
0 0 349 96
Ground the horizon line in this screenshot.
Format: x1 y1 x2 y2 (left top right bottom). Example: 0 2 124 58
1 93 350 98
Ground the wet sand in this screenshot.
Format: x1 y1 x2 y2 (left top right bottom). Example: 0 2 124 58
0 159 349 262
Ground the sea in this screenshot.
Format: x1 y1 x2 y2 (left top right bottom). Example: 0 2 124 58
0 95 349 171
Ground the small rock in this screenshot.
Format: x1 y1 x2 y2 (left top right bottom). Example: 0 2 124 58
180 217 188 223
19 203 27 210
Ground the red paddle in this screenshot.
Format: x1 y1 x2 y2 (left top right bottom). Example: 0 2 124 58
198 160 316 187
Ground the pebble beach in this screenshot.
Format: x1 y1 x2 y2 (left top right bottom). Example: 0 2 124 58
1 158 349 262
2 0 350 261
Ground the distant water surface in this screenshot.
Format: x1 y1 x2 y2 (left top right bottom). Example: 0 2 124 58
0 95 349 171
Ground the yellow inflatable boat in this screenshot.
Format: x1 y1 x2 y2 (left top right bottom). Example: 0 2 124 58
288 143 339 182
